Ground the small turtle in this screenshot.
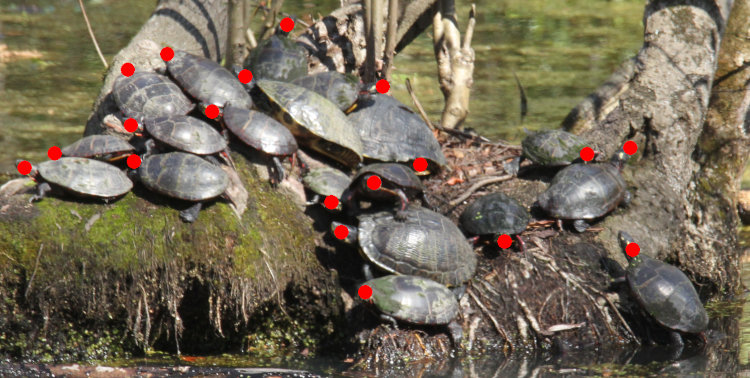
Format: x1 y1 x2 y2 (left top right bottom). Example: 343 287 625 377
460 192 531 251
341 163 430 220
302 166 351 207
364 275 462 345
616 231 708 351
506 129 595 174
536 148 630 232
143 115 228 157
112 71 194 123
223 105 297 184
26 157 132 202
333 207 477 287
291 71 368 112
135 152 229 222
245 32 308 82
61 134 135 162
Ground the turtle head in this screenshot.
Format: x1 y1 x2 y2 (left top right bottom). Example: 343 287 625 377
16 159 38 179
617 230 637 259
609 147 630 171
331 221 359 244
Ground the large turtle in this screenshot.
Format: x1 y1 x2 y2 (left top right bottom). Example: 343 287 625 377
363 275 462 345
291 71 366 112
112 71 194 123
143 115 228 157
245 32 308 82
251 79 363 168
61 134 135 162
26 157 132 202
341 163 430 220
506 129 594 175
616 231 708 350
347 94 445 175
536 148 630 232
460 192 531 251
333 207 477 287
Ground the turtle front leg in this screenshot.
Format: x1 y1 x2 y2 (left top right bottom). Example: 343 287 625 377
179 202 203 223
622 190 632 207
504 156 522 176
271 156 286 184
668 331 685 359
305 194 321 206
380 314 399 330
446 320 463 348
572 219 590 233
393 188 410 221
30 182 52 202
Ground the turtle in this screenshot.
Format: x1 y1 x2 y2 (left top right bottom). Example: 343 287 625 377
302 166 351 207
26 157 133 202
222 105 298 184
143 115 228 158
166 50 253 116
536 148 630 232
135 152 229 222
459 192 531 251
333 207 477 287
245 32 308 82
251 79 363 168
616 231 708 351
112 71 194 123
363 275 462 345
61 134 135 162
291 71 367 112
506 129 595 175
341 163 431 220
347 94 446 175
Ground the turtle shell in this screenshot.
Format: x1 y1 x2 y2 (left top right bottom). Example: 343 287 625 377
460 192 530 236
38 157 132 198
522 129 589 166
61 135 134 160
252 79 363 167
223 105 297 156
357 207 477 287
349 163 424 201
166 50 252 109
113 71 194 122
302 167 351 198
537 162 627 220
246 35 308 82
291 71 360 111
366 275 458 325
138 152 228 201
347 94 445 174
145 115 227 155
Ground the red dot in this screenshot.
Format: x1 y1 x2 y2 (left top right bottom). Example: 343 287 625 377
238 69 253 84
124 118 138 133
623 140 637 155
126 154 141 169
323 195 339 210
625 242 640 257
120 62 135 77
334 225 349 240
47 146 62 160
17 160 32 175
366 175 381 190
358 284 373 300
413 157 428 172
160 47 174 61
205 104 220 119
497 234 512 249
279 17 295 32
580 147 595 162
375 79 390 94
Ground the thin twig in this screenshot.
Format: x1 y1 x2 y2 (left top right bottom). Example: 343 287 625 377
259 248 289 317
25 244 44 299
467 288 513 351
449 174 513 206
78 0 108 68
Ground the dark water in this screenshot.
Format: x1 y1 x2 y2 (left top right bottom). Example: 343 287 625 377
0 0 748 375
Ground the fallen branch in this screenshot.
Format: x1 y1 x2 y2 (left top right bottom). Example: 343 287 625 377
449 174 513 206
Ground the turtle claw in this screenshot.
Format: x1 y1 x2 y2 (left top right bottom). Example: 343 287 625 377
394 210 408 222
31 182 51 203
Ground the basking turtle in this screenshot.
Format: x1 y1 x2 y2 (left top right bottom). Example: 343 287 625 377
617 231 708 350
251 79 363 168
333 207 477 287
506 129 594 175
341 163 430 220
26 157 132 202
347 94 445 174
166 50 252 116
536 148 630 232
223 105 298 184
143 115 228 157
61 134 135 162
364 275 462 345
291 71 367 112
112 71 194 123
460 192 530 251
302 166 351 207
245 32 308 82
135 152 228 222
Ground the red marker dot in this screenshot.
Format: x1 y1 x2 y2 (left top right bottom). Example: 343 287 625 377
334 225 349 240
123 118 138 133
17 160 32 175
160 47 174 61
413 157 428 172
280 17 295 32
323 195 339 210
237 69 253 84
358 284 373 300
580 147 595 162
625 242 640 258
497 234 513 249
126 154 141 169
47 146 62 160
204 104 220 119
366 175 381 191
375 79 390 94
120 62 135 77
623 140 638 155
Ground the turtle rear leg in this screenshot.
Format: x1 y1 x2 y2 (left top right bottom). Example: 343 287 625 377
504 156 522 176
446 320 463 348
270 156 285 184
572 219 590 233
305 194 321 206
179 202 203 223
380 314 399 329
622 190 632 207
668 331 685 359
30 182 52 202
